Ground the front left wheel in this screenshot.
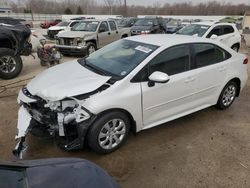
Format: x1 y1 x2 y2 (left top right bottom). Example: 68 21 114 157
87 111 130 154
0 48 23 79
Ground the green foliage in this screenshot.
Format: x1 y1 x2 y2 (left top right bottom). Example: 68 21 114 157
64 7 73 14
76 6 83 14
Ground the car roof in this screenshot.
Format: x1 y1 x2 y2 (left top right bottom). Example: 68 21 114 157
191 21 235 27
127 34 218 47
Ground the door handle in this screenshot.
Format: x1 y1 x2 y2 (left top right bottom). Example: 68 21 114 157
184 77 196 83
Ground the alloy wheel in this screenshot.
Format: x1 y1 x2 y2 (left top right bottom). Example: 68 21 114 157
222 85 236 106
98 119 126 150
0 56 17 73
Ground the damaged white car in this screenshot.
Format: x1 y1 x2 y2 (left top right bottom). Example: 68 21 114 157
14 35 248 157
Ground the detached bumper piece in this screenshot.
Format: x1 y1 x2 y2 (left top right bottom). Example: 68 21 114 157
13 137 27 159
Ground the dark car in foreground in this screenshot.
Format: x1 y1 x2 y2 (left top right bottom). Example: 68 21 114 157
0 158 120 188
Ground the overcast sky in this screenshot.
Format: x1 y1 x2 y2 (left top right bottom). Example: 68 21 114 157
102 0 250 6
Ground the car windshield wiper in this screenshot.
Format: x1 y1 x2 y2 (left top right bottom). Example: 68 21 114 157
77 58 118 78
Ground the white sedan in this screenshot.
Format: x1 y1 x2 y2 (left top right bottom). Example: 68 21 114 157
14 35 248 157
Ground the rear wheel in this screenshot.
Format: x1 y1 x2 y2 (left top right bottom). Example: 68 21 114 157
216 81 238 110
0 48 23 79
87 111 130 154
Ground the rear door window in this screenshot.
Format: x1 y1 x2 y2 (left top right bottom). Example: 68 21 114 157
108 21 117 31
193 43 231 68
223 25 234 34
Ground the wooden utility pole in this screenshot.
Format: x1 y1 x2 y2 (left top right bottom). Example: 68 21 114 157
124 0 127 17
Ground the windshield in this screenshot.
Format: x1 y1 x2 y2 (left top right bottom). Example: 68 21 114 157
118 19 129 26
176 24 209 37
81 39 158 78
72 21 99 32
0 168 28 188
168 21 179 27
134 19 154 26
56 21 69 26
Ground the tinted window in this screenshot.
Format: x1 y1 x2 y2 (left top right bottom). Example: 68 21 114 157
99 22 109 32
149 45 190 76
69 21 79 27
194 43 231 68
223 26 234 34
108 21 117 30
206 27 221 38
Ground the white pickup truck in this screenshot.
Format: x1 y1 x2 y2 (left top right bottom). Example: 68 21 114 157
55 19 131 56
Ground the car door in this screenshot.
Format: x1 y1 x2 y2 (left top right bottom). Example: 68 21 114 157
108 20 120 41
141 44 198 129
97 21 112 48
191 43 231 107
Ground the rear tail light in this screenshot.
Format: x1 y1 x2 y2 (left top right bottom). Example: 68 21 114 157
243 58 248 64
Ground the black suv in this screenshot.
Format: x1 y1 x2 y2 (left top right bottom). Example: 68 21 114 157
130 17 166 35
0 17 32 79
117 17 138 28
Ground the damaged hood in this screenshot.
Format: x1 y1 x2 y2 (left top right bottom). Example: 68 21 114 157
27 61 111 101
57 31 94 38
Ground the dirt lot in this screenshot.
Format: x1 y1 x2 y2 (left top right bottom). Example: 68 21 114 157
0 42 250 187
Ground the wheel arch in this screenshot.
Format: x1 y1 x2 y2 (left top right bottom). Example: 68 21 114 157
0 38 14 50
97 108 137 133
85 39 97 47
228 77 241 97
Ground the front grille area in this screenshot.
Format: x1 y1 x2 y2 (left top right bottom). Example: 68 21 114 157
131 30 141 35
48 30 60 38
62 38 75 46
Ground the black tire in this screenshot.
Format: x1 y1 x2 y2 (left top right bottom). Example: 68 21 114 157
231 44 239 52
0 48 23 79
216 81 238 110
86 42 96 56
87 111 130 154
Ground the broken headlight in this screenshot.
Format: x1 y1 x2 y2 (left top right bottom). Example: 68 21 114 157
45 99 91 123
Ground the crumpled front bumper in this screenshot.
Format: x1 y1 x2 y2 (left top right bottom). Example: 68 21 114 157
14 88 96 158
13 105 32 158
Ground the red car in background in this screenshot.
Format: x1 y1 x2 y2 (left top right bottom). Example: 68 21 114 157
40 19 62 29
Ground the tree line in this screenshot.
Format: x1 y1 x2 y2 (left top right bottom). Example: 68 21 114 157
9 0 250 16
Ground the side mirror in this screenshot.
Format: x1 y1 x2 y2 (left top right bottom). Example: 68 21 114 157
148 71 170 87
99 27 106 33
210 34 218 39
